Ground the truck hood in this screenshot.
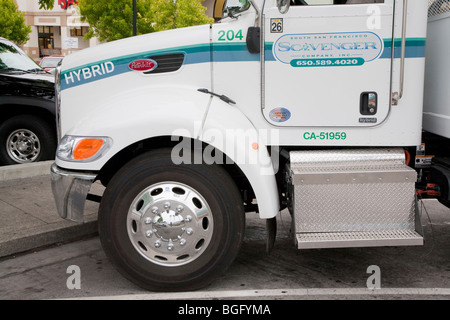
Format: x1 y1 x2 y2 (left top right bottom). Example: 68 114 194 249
61 24 211 76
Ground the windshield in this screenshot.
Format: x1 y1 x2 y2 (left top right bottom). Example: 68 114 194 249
223 0 250 17
40 57 63 68
0 41 41 72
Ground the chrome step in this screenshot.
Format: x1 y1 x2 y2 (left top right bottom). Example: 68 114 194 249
296 230 423 249
288 148 423 250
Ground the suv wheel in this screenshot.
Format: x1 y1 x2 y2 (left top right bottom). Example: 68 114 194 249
0 115 56 165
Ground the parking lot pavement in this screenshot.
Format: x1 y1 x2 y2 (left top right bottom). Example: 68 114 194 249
1 160 449 264
0 161 103 258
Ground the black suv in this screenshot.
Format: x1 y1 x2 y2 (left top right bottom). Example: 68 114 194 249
0 37 56 165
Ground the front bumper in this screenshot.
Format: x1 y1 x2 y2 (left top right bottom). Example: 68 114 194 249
50 163 97 223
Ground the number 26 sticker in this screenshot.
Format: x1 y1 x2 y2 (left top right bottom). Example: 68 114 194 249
271 19 283 33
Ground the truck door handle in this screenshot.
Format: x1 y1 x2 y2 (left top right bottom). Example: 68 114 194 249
360 92 378 115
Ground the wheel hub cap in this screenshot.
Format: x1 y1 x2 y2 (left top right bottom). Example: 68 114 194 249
127 182 213 266
6 129 40 163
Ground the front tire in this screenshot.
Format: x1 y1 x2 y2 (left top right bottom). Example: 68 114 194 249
0 115 56 165
98 149 245 291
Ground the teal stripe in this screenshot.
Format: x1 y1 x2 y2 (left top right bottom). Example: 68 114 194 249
61 43 211 76
265 37 426 61
381 37 426 59
61 37 426 90
383 37 426 48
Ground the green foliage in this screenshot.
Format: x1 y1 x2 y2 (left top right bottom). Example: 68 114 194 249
0 0 32 44
78 0 214 42
38 0 54 10
152 0 214 32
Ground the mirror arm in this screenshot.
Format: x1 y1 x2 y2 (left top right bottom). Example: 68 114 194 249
227 11 241 19
249 0 261 27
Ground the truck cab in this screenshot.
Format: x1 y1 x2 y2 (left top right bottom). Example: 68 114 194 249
51 0 434 291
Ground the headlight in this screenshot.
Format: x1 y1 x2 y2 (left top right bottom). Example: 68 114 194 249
56 135 112 162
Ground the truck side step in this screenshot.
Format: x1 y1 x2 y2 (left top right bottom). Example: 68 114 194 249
288 148 423 250
296 230 423 250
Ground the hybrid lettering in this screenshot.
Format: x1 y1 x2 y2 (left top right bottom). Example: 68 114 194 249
64 61 115 85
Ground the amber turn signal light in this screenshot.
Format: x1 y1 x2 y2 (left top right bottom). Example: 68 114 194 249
73 139 104 160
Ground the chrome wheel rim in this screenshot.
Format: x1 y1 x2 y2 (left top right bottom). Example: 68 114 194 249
6 129 41 163
127 182 214 267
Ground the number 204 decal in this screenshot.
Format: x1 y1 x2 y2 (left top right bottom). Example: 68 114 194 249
218 29 244 41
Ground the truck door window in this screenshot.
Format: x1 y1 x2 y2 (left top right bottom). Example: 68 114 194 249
223 0 251 17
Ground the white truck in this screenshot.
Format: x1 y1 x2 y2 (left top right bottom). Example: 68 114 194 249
50 0 449 291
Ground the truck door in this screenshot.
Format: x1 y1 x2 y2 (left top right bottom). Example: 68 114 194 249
263 0 394 127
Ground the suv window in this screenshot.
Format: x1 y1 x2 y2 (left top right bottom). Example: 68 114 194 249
0 41 40 72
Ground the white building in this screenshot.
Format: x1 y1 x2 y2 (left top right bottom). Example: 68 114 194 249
16 0 98 60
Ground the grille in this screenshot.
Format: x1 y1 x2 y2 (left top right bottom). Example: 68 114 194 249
428 0 450 18
144 53 185 74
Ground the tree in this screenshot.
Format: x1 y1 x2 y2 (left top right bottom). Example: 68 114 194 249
0 0 32 44
151 0 213 32
77 0 214 42
77 0 155 42
38 0 54 10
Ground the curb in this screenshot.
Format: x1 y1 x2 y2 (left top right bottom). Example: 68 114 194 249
0 160 101 258
0 218 98 258
0 160 53 181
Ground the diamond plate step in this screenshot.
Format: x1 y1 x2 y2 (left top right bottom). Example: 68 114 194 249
296 230 423 249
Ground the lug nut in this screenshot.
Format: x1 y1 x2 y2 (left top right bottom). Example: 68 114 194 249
176 205 184 213
155 240 161 248
186 228 193 235
151 207 158 214
185 215 192 222
164 202 171 210
180 238 186 246
145 217 152 224
146 230 153 238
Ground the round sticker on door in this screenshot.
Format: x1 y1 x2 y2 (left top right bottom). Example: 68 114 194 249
269 108 291 123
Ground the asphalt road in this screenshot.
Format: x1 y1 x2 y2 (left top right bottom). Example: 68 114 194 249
0 199 449 302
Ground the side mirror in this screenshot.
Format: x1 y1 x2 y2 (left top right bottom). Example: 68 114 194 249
246 27 260 54
214 0 227 20
277 0 290 14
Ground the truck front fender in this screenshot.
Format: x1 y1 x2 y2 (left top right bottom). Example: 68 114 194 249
199 98 280 219
56 87 280 219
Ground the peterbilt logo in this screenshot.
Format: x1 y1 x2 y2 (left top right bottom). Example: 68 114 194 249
128 59 158 72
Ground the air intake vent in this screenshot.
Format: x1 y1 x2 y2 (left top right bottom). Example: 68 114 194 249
144 53 185 74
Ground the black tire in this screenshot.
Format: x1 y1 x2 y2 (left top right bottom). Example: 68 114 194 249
0 115 56 165
98 148 245 291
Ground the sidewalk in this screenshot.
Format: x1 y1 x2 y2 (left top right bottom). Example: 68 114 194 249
0 161 103 258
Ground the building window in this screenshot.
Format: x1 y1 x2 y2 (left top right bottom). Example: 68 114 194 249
70 27 89 37
38 26 55 56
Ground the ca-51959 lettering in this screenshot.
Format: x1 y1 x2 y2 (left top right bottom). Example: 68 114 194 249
303 132 347 140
